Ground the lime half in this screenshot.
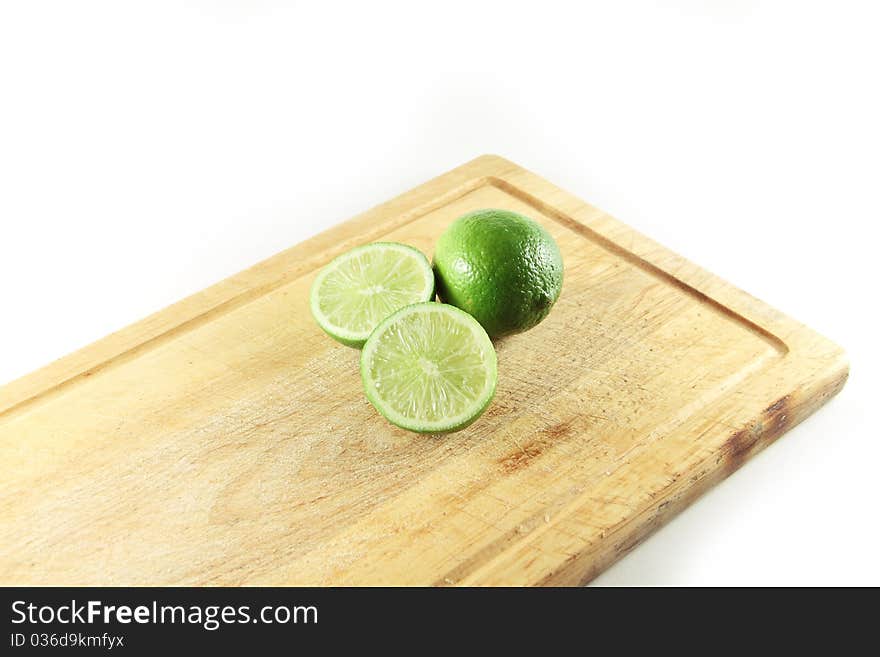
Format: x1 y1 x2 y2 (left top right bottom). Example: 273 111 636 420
310 242 435 348
360 302 497 433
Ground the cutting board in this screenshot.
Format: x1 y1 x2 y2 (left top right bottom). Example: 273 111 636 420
0 155 847 586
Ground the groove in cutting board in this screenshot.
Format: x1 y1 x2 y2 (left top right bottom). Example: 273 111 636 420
0 155 847 585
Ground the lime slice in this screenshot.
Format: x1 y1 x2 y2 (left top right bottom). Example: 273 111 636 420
360 302 497 433
310 242 435 348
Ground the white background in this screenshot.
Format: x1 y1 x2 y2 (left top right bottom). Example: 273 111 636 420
1 1 876 585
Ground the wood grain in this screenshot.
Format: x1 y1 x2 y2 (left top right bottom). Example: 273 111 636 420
0 155 847 586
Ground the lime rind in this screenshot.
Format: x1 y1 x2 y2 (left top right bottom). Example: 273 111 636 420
360 302 497 434
310 242 435 348
432 208 563 338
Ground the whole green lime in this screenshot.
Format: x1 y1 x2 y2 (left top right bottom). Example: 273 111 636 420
432 209 563 338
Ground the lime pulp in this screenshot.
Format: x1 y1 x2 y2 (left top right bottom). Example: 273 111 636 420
360 302 497 433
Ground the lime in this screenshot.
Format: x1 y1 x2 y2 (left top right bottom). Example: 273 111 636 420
360 302 497 433
310 242 435 348
432 209 563 338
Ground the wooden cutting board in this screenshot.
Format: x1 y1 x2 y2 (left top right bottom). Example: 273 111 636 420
0 155 847 586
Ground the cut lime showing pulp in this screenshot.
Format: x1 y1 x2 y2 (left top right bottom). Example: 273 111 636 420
310 242 435 348
361 303 497 433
